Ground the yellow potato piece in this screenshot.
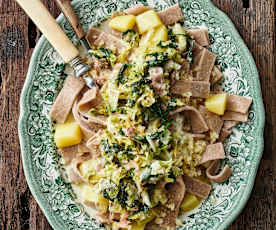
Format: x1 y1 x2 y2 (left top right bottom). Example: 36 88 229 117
82 185 109 212
180 193 200 213
152 25 168 44
139 25 168 49
172 23 186 34
139 28 156 47
136 10 162 34
82 185 98 203
97 196 109 213
205 93 228 115
109 15 136 32
54 114 82 148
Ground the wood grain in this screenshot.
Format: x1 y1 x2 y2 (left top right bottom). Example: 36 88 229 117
0 0 275 229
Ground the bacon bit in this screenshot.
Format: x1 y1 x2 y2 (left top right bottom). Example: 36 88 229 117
127 126 136 139
150 67 167 96
92 57 107 71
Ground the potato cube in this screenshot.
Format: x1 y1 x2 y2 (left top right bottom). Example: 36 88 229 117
109 15 136 32
136 10 162 34
152 25 168 44
205 93 228 115
172 23 185 34
82 185 109 212
180 193 200 213
139 25 167 48
139 28 156 47
172 23 187 51
54 115 82 148
82 185 98 203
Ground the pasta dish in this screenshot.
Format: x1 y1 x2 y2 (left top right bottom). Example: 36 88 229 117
49 4 252 230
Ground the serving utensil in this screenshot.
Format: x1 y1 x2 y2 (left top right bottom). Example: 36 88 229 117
16 0 96 88
55 0 91 53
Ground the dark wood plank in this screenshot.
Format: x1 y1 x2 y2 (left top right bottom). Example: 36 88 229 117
212 0 276 229
0 2 59 230
0 0 275 230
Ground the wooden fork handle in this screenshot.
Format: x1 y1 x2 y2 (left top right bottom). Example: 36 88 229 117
16 0 79 63
55 0 86 39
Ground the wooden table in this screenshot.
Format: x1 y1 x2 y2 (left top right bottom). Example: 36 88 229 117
0 0 275 229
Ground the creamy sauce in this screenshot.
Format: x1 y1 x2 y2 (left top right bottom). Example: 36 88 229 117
63 163 98 218
98 19 113 34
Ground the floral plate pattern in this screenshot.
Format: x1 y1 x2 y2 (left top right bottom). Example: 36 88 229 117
18 0 265 229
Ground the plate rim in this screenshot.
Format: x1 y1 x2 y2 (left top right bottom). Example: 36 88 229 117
18 0 265 229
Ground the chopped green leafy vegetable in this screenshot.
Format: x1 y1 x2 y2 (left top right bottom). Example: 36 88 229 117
146 52 169 67
116 64 130 85
168 28 177 42
157 40 178 49
133 136 148 144
89 47 117 66
185 35 195 65
102 183 119 201
122 29 138 46
69 18 216 227
148 99 177 125
131 77 152 97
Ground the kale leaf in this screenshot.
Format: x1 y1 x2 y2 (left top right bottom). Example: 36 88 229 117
157 40 178 49
89 48 116 65
167 28 195 65
168 28 177 42
122 29 138 45
102 182 119 201
116 64 130 85
131 77 152 96
146 52 168 67
101 140 135 163
133 136 148 144
185 35 195 65
148 99 176 125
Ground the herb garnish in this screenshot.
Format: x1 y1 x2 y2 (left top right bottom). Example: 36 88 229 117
116 64 130 85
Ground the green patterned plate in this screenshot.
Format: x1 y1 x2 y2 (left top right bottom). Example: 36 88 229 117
18 0 265 229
